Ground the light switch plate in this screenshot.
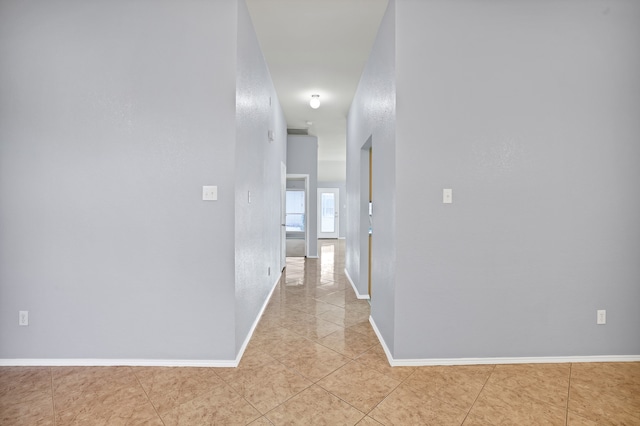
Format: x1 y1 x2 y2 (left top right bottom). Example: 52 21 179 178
597 309 606 325
443 188 453 204
202 186 217 201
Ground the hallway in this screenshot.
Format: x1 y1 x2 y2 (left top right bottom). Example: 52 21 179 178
1 239 639 424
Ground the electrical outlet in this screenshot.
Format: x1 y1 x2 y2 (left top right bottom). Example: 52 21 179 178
19 311 29 326
597 309 606 325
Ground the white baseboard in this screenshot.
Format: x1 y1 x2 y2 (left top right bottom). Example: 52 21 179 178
391 354 640 366
233 271 282 366
306 255 319 259
0 359 237 367
0 272 284 369
369 315 394 363
368 316 640 367
344 268 370 300
338 237 346 240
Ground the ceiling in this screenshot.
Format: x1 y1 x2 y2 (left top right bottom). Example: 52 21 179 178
245 0 389 182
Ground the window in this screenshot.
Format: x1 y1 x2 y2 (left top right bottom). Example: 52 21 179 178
285 190 305 232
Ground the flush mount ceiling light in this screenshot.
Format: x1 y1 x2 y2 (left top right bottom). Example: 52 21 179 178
309 94 320 109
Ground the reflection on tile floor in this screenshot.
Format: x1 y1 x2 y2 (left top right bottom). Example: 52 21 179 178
1 240 639 425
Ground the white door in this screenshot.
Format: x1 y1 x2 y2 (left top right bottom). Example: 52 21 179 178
317 188 339 239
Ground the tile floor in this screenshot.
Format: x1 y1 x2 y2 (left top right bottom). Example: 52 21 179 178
1 239 639 425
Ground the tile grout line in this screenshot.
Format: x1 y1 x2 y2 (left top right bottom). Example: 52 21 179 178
565 363 573 426
312 377 369 420
50 366 56 426
130 366 166 426
358 360 415 420
459 363 496 425
213 353 310 420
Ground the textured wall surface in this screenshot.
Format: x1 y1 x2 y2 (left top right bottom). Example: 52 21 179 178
394 0 640 358
346 1 396 349
234 0 287 355
286 135 319 258
0 0 239 361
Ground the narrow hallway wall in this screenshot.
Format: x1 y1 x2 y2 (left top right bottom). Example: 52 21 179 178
346 1 396 350
234 0 288 355
287 135 319 258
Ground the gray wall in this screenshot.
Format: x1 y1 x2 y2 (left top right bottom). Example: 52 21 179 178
317 181 346 239
318 160 346 183
348 0 640 360
234 0 287 355
393 0 640 359
346 0 396 347
287 135 318 257
0 0 286 362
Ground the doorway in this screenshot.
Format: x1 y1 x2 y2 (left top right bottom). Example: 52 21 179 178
285 175 309 257
360 136 372 299
367 148 372 297
280 162 287 270
317 188 339 239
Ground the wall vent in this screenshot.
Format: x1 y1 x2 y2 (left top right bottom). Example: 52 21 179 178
287 128 309 135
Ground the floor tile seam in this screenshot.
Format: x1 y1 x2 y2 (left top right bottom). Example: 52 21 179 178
129 366 166 426
49 366 57 426
344 352 390 384
566 404 640 425
312 315 350 328
50 368 133 397
313 380 374 416
253 380 315 417
154 378 234 420
178 373 265 420
238 390 271 418
311 333 360 360
313 298 346 309
356 367 406 417
459 363 496 425
486 373 573 391
306 362 351 385
565 409 606 425
270 350 319 382
395 374 479 421
568 373 640 391
565 363 573 426
478 379 570 415
344 343 379 361
241 353 314 389
262 383 366 424
350 356 409 384
568 377 640 403
483 374 571 408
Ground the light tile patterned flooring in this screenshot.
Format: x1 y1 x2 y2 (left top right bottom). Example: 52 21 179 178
1 240 639 425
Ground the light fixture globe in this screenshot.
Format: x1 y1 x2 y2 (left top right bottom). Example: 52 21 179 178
309 94 320 109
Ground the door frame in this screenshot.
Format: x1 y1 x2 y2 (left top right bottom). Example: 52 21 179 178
360 136 373 299
286 174 309 257
280 162 287 270
317 188 339 239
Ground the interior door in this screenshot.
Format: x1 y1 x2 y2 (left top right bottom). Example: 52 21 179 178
317 188 339 239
